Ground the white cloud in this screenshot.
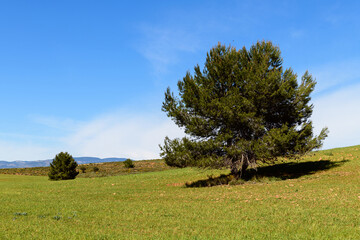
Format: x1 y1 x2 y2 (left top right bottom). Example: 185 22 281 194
309 59 360 94
312 82 360 150
64 112 185 160
30 115 83 132
68 84 360 159
0 140 55 161
0 111 185 161
3 75 360 161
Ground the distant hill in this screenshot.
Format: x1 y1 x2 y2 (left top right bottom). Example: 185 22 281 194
0 157 127 169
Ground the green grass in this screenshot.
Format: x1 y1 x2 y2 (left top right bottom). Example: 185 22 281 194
1 145 360 239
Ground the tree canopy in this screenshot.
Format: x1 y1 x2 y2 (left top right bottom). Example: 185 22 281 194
160 40 328 178
48 152 79 180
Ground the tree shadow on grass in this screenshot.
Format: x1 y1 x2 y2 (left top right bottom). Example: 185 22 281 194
185 160 348 188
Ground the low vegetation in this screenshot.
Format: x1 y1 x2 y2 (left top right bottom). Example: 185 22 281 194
0 159 170 177
1 145 360 239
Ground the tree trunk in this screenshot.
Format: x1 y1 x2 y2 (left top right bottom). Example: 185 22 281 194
231 154 249 179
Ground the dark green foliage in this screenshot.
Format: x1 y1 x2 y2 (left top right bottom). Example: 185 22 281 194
160 40 328 178
93 166 99 172
123 159 135 168
48 152 79 180
79 166 86 173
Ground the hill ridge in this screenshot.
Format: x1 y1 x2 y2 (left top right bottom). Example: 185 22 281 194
0 157 127 169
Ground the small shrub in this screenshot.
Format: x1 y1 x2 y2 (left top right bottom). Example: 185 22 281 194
14 212 28 216
93 166 99 172
79 166 86 173
48 152 79 180
123 159 135 168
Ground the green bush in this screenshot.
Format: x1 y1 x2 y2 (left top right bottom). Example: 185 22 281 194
93 166 99 172
48 152 79 180
79 166 86 173
123 159 135 168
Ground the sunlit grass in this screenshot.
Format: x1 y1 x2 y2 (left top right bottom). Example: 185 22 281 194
1 145 360 239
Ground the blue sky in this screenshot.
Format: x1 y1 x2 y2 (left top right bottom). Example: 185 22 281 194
1 1 360 161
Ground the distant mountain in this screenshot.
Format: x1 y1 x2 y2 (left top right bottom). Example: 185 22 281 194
0 157 127 169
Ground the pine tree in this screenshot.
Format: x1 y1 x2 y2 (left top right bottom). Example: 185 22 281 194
48 152 79 180
123 159 135 168
160 41 328 179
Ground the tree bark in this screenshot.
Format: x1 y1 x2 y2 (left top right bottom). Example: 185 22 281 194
231 154 249 179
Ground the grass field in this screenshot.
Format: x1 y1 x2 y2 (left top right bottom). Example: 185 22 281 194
1 146 360 239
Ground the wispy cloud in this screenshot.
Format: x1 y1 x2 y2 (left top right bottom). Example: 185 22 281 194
29 115 84 133
63 111 185 160
30 115 84 132
312 82 360 150
2 84 359 161
290 29 305 39
321 2 343 26
308 59 360 96
0 140 56 161
136 24 201 76
0 111 185 161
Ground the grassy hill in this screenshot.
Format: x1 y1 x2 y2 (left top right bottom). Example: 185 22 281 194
1 145 360 239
